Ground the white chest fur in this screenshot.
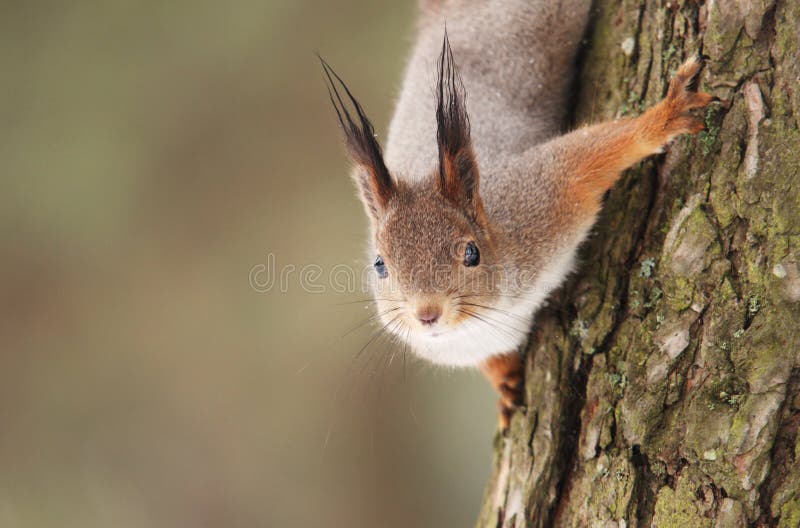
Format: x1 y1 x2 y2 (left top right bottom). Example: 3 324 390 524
394 228 590 367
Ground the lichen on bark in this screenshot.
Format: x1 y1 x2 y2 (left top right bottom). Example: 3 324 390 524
477 1 800 526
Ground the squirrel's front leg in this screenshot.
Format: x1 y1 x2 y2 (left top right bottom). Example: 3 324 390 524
562 57 716 212
483 59 714 431
480 352 524 432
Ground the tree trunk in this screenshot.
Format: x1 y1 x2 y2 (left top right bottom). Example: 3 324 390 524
477 1 800 526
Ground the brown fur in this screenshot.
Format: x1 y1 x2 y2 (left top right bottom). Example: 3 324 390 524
324 1 714 429
570 58 713 209
480 352 525 431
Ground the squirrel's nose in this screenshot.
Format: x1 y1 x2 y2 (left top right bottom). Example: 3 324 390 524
416 306 441 326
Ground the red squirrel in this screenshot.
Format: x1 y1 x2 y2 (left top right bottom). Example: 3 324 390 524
322 2 714 430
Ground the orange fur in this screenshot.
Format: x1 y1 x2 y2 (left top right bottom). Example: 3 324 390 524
480 352 524 431
571 58 713 209
440 151 466 202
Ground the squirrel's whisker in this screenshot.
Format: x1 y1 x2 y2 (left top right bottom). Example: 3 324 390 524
323 7 715 429
339 306 404 341
458 301 532 325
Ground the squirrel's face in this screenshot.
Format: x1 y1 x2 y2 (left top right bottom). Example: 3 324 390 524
323 35 524 364
369 185 499 341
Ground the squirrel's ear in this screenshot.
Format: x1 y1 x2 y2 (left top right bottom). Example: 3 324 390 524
320 56 395 220
435 31 481 220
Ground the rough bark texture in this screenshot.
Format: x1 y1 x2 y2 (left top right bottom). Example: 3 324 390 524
477 1 800 526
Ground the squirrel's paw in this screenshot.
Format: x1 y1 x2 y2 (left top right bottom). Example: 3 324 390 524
481 353 525 434
497 370 525 434
661 56 717 135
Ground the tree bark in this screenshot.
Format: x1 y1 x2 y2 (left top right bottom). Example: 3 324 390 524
477 1 800 526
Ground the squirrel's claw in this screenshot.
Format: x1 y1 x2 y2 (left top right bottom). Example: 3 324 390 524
661 56 717 137
496 367 525 434
480 353 526 434
497 382 525 434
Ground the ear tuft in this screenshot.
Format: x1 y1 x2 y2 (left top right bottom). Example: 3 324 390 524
435 31 481 218
320 56 394 220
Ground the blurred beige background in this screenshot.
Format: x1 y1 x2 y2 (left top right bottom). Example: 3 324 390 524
0 1 498 527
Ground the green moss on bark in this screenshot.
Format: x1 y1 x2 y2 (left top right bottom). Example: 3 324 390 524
477 2 800 526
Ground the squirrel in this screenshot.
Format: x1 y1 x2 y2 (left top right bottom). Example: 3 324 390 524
321 1 714 431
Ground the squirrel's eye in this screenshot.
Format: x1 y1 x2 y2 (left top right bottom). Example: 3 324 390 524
464 242 480 267
374 256 388 278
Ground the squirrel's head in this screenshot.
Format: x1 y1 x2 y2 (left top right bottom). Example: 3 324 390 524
323 34 516 365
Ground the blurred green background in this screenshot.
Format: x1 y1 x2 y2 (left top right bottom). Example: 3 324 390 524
0 1 498 526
